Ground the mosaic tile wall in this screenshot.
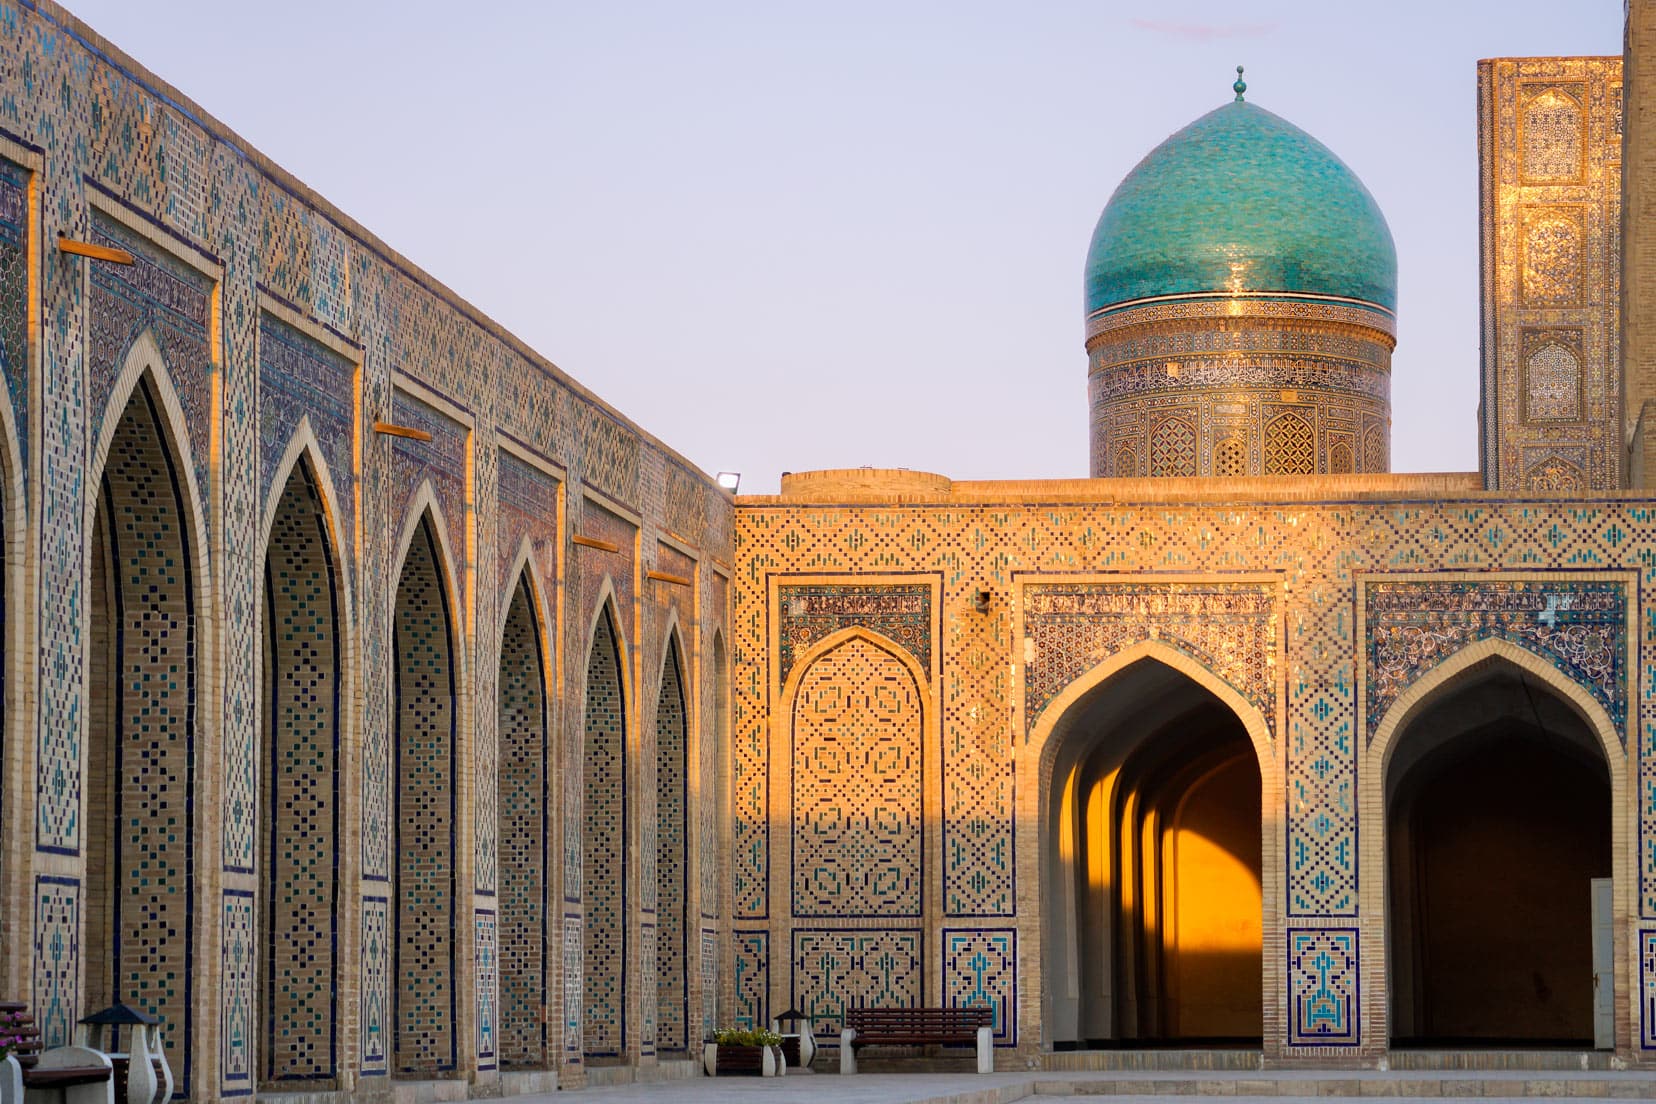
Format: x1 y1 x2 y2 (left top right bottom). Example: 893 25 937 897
1479 58 1624 491
263 464 340 1082
0 4 734 1093
655 639 689 1053
735 490 1656 1056
582 605 626 1060
497 577 549 1070
393 523 458 1076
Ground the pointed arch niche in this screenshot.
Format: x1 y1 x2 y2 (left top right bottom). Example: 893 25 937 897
582 597 628 1063
654 631 689 1054
391 510 459 1077
260 450 346 1084
85 362 207 1088
496 563 552 1070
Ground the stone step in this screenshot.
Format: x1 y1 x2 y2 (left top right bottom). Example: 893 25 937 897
1043 1051 1266 1072
1033 1073 1656 1098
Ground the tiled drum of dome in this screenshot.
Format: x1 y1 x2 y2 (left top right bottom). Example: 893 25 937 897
497 576 549 1069
791 636 923 918
263 462 340 1081
393 523 457 1075
583 605 626 1059
655 639 689 1052
87 383 197 1091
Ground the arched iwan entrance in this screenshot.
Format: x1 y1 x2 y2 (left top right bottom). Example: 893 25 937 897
497 568 551 1069
392 514 458 1076
262 455 343 1083
1036 648 1269 1047
1375 645 1615 1047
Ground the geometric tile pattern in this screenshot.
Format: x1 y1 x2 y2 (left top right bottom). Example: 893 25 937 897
221 892 255 1090
360 898 389 1075
31 877 78 1050
497 577 549 1070
942 928 1016 1046
776 584 932 686
791 929 921 1045
656 639 689 1053
733 931 769 1031
701 929 718 1043
475 910 497 1070
1023 581 1278 738
583 605 627 1060
1363 577 1627 743
393 523 457 1076
0 158 28 484
1287 928 1359 1046
563 917 583 1067
258 315 356 561
791 637 923 917
263 463 340 1081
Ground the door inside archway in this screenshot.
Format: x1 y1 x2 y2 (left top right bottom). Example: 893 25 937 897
1386 660 1611 1047
1045 658 1263 1048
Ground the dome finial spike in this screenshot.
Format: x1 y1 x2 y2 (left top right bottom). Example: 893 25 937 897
1233 65 1247 102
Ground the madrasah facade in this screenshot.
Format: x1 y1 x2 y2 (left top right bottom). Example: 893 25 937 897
0 2 1654 1099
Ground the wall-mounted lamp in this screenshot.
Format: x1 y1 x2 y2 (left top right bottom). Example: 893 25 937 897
715 471 741 493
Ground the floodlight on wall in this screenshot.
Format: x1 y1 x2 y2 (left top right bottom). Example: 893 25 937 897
716 471 741 493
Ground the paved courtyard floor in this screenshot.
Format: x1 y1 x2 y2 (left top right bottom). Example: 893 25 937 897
543 1067 1656 1104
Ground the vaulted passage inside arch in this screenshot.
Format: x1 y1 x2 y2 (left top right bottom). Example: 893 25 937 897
1386 660 1611 1047
86 379 197 1088
497 573 550 1069
262 459 341 1084
1045 659 1262 1047
392 520 457 1076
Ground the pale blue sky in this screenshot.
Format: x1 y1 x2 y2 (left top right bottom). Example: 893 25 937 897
69 1 1625 493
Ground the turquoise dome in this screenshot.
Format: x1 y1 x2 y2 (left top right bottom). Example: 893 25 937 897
1084 99 1397 316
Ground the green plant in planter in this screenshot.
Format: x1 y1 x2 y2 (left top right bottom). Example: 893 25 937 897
712 1027 781 1047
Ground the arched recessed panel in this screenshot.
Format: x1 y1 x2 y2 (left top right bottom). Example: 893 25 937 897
85 377 198 1086
262 457 342 1083
497 573 550 1069
583 603 627 1061
655 635 689 1053
392 518 458 1076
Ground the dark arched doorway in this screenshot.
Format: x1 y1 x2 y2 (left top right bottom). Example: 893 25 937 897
583 602 627 1064
1044 657 1263 1048
1386 658 1611 1047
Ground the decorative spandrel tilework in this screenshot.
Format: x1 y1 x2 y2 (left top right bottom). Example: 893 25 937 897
32 878 78 1049
263 463 340 1081
0 158 30 484
476 911 498 1070
498 576 550 1070
88 209 214 506
258 315 356 547
583 606 627 1059
393 524 458 1076
776 584 932 685
1288 929 1359 1046
1023 581 1278 739
1641 929 1656 1049
221 892 255 1089
360 898 389 1075
1363 578 1627 744
88 383 197 1094
733 931 769 1030
791 636 923 917
496 448 560 590
656 640 690 1052
942 929 1016 1046
563 917 583 1066
792 929 921 1044
389 390 468 605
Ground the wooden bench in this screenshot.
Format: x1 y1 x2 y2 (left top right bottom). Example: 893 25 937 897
0 1001 113 1104
838 1006 993 1074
